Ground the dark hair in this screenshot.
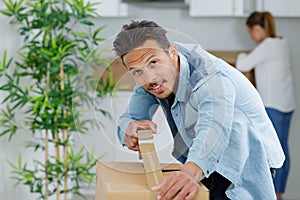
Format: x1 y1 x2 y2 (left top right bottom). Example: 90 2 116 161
113 20 170 58
246 11 276 37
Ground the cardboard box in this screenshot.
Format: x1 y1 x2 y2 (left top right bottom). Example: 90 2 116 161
95 161 209 200
208 50 255 87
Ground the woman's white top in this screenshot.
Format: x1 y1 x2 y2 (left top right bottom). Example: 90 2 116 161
236 37 295 112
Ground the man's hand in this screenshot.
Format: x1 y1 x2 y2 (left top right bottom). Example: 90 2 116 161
125 120 157 151
151 162 203 200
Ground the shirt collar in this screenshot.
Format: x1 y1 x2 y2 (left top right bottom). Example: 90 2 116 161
175 52 191 102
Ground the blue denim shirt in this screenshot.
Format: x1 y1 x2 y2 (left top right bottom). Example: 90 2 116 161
117 42 285 199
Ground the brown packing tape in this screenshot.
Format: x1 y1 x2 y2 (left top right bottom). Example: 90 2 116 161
137 129 163 189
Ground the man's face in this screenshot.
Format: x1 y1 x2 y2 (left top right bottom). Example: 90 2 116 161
123 40 180 99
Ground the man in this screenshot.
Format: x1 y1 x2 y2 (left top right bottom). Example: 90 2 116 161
113 20 284 200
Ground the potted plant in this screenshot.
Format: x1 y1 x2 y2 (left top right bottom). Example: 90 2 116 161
0 0 115 199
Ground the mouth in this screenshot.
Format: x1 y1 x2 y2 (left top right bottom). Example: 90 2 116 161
148 81 165 93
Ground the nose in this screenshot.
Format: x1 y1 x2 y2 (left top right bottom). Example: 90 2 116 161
144 68 157 84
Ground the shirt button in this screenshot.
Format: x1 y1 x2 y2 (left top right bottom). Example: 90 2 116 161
217 160 219 163
207 170 209 174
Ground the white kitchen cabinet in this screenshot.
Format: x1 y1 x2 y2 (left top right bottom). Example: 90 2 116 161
189 0 234 16
264 0 300 17
189 0 262 17
189 0 300 17
91 0 128 17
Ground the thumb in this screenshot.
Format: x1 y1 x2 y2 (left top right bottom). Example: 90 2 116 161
151 185 162 200
151 185 159 192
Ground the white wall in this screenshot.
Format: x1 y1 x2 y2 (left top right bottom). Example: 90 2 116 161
76 91 177 163
1 5 300 200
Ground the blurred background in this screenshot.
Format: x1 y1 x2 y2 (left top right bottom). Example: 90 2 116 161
1 0 299 199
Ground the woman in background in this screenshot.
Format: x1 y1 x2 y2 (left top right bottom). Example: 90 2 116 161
236 11 295 200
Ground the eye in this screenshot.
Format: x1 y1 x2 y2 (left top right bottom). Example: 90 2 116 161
148 60 158 69
131 69 142 76
150 60 157 64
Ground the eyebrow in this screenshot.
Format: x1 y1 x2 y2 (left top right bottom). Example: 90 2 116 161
128 55 156 71
128 67 136 71
145 55 155 64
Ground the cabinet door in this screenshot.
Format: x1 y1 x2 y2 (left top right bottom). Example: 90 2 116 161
264 0 300 17
92 0 128 17
190 0 234 16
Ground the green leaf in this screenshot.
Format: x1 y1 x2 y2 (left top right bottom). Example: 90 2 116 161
51 32 57 50
3 0 14 12
18 154 22 169
0 10 13 16
0 50 13 73
73 31 90 38
94 37 105 42
93 25 105 39
79 19 94 26
15 0 25 11
40 48 54 57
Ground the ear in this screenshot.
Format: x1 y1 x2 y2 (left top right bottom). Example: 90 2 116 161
168 44 179 62
253 24 264 32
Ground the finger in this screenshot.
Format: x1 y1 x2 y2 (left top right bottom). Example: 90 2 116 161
127 122 139 137
133 120 156 131
152 173 178 199
161 175 189 200
130 136 138 144
128 120 148 137
126 142 139 151
148 121 157 134
151 184 161 192
184 184 200 200
125 135 139 151
129 145 140 151
179 179 200 200
162 186 180 200
160 172 198 200
184 190 198 200
136 123 152 131
173 183 195 200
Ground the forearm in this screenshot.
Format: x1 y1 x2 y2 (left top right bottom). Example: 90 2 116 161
117 113 134 145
